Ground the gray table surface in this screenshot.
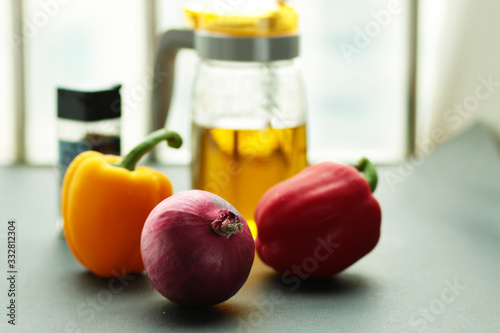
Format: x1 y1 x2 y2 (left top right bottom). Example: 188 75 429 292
0 123 499 333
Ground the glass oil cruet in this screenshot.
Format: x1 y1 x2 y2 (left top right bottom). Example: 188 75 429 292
152 0 308 236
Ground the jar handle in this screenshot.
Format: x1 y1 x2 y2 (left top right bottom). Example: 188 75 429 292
151 29 194 159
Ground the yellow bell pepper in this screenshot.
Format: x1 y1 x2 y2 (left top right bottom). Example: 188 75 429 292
62 129 182 278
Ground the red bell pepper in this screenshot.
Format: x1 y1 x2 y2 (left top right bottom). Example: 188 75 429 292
255 158 381 278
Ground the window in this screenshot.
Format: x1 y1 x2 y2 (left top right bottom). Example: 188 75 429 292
1 0 150 165
1 0 414 166
0 0 15 164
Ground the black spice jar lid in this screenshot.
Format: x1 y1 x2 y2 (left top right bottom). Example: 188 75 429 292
57 84 122 121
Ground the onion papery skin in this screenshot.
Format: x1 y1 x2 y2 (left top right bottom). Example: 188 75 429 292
141 190 255 306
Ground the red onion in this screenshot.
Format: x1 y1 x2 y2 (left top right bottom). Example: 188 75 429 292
140 190 255 306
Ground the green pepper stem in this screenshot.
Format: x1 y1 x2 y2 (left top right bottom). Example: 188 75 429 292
355 157 378 193
114 129 182 171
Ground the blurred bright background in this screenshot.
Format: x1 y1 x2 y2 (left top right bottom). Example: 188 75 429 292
0 0 499 166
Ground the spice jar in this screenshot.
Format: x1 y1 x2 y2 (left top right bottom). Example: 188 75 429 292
56 85 121 233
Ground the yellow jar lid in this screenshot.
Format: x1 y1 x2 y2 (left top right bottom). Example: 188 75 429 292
184 2 299 36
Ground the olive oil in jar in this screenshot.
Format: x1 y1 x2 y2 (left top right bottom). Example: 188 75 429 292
191 123 308 236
